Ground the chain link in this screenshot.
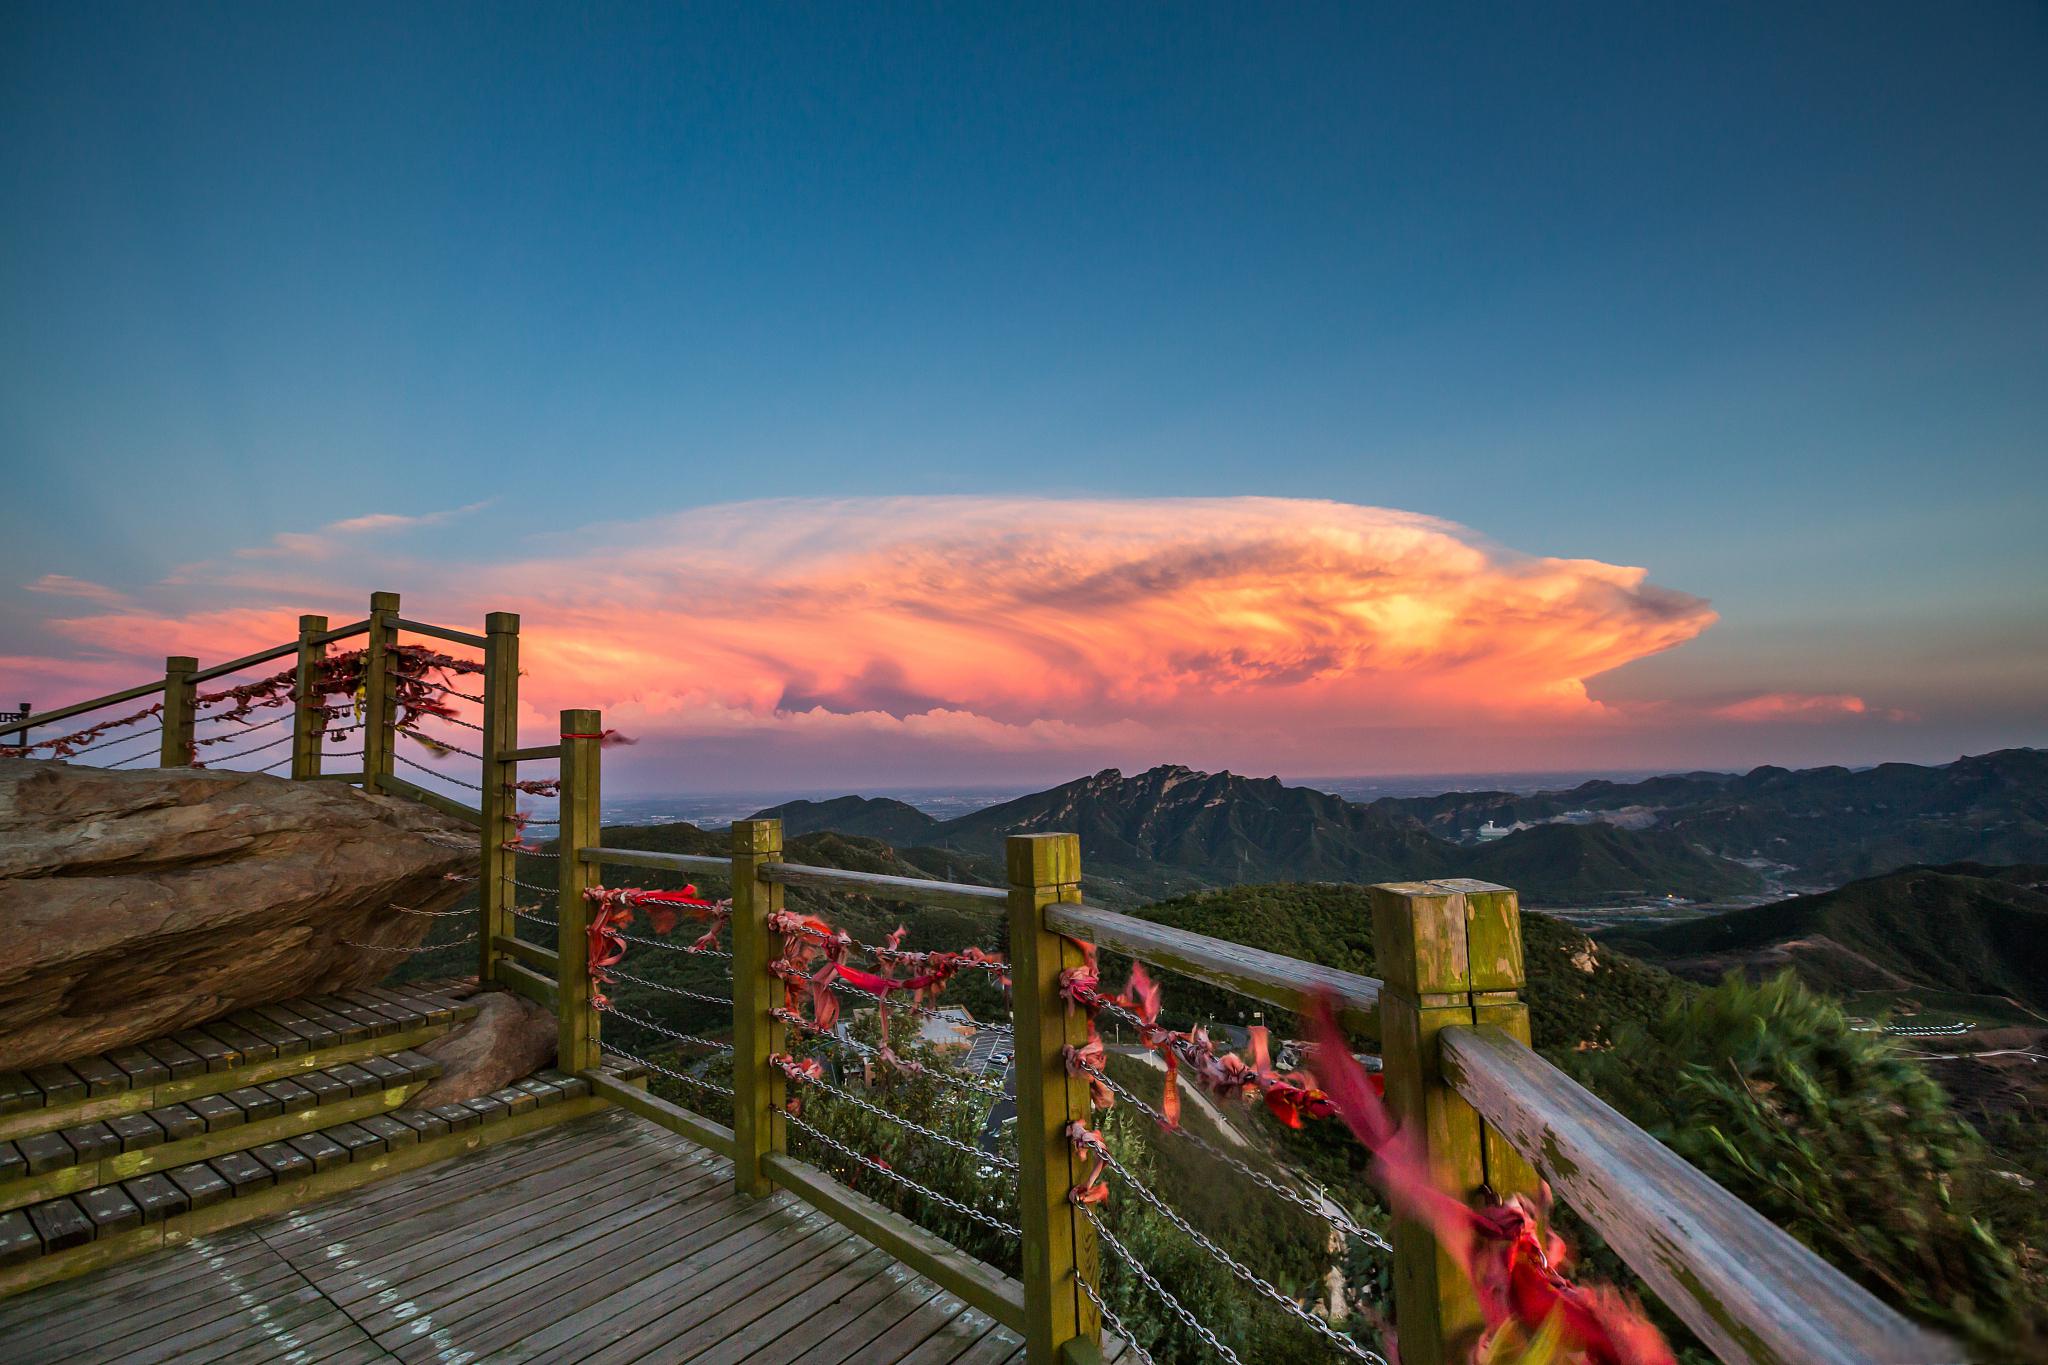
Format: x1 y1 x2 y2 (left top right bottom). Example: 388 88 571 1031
337 931 479 953
510 876 559 896
615 928 731 959
195 708 293 736
599 1039 736 1098
401 731 486 761
596 1000 733 1053
393 749 485 789
781 1066 1018 1172
62 723 165 759
197 730 296 764
777 1010 1009 1102
826 974 1014 1035
387 901 477 918
1087 1139 1385 1362
1082 1059 1388 1252
1077 1271 1156 1365
1084 1205 1245 1365
784 1110 1022 1240
608 965 734 1006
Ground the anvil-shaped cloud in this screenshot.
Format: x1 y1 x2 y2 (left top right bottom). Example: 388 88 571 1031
24 497 1724 777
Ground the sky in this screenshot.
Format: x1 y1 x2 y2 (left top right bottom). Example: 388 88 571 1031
2 4 2044 794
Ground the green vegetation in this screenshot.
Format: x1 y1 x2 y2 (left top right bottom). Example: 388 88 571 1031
1609 864 2048 1014
1577 973 2042 1358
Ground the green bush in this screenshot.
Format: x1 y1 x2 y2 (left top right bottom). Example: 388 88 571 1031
1573 971 2037 1355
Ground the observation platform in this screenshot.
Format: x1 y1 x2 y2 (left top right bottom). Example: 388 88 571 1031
0 1108 1121 1365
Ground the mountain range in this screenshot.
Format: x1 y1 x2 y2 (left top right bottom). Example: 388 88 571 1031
752 749 2048 908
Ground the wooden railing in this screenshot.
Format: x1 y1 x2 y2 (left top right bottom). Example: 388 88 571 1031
1 599 1960 1365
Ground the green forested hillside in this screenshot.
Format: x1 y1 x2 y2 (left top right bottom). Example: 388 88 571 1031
1607 864 2048 1013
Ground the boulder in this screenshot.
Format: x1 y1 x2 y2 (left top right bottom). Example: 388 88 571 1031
412 988 557 1106
0 759 477 1071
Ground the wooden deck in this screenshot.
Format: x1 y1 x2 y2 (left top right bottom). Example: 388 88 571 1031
0 1108 1033 1364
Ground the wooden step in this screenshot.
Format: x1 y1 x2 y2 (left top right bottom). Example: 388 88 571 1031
0 1068 605 1298
0 1050 443 1214
0 985 478 1144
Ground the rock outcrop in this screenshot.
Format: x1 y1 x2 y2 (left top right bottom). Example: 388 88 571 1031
0 759 477 1070
412 988 557 1106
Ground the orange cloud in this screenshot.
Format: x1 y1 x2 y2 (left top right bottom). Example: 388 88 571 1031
1712 692 1910 724
16 497 1723 771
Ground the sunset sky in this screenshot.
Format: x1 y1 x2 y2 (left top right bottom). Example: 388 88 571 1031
3 6 2044 792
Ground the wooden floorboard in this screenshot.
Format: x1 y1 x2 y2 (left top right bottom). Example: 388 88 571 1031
0 1108 1020 1364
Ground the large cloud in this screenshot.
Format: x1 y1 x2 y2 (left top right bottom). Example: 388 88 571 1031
24 496 1720 776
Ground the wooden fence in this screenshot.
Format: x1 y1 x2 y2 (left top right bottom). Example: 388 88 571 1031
0 592 1958 1365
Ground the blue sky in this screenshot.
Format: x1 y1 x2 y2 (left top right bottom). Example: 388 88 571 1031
3 4 2043 780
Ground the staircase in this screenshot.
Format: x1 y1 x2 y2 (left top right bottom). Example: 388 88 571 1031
0 983 615 1296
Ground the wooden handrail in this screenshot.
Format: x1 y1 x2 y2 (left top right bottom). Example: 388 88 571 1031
378 773 483 827
1440 1025 1959 1365
0 679 164 738
1045 901 1383 1039
756 860 1007 911
394 617 490 650
497 743 561 763
307 618 371 645
588 847 732 875
189 640 300 683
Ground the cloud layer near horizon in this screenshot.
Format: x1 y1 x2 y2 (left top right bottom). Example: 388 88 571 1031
16 497 1738 772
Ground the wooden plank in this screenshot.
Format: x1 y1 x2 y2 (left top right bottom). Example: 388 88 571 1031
307 618 371 645
1440 1025 1960 1365
506 1203 842 1365
782 1274 951 1365
585 1071 735 1156
498 959 560 1011
763 1151 1025 1332
104 1047 171 1089
730 817 787 1199
291 613 330 780
0 680 166 740
378 773 484 826
491 933 559 975
158 656 197 767
1007 833 1098 1362
847 1285 971 1364
592 846 733 875
557 709 605 1075
480 610 521 985
498 742 560 762
68 1055 130 1097
758 861 1007 912
393 617 490 650
1045 901 1383 1039
608 1234 877 1365
188 640 298 683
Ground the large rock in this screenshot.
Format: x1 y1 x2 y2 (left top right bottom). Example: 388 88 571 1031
0 759 477 1071
412 988 556 1106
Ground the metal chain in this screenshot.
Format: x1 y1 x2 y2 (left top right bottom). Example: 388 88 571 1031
387 901 477 918
510 876 558 896
104 748 163 769
1081 1059 1388 1252
781 1067 1018 1172
599 1039 736 1098
325 748 365 759
615 929 732 959
65 723 165 758
596 1000 733 1052
777 1010 1009 1102
513 906 557 927
337 931 479 953
784 1111 1022 1240
783 920 1009 973
607 965 734 1006
195 709 292 736
1088 1140 1385 1362
393 749 485 789
437 713 486 732
1084 1205 1245 1365
197 730 296 764
1077 1271 1156 1365
401 730 486 761
257 755 293 774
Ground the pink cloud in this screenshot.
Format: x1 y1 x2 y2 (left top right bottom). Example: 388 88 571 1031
12 496 1729 772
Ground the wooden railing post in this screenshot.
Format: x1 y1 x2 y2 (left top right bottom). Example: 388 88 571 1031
556 708 603 1074
478 612 521 985
159 656 197 767
1371 879 1537 1365
730 817 787 1198
361 590 400 790
290 615 328 781
1007 833 1100 1365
